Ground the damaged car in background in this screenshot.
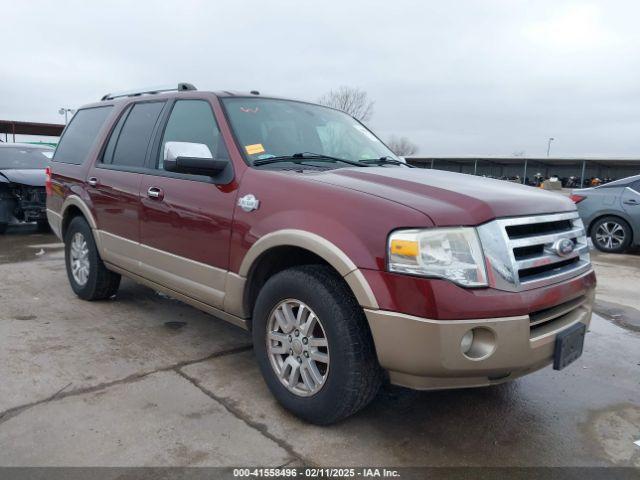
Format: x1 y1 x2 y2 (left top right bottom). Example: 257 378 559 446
0 143 53 233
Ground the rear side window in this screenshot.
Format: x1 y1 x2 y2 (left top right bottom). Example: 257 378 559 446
156 100 228 169
53 106 113 165
102 101 165 168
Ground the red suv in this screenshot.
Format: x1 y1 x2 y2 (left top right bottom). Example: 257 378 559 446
47 84 596 424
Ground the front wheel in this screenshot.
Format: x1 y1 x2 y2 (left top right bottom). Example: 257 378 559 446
591 216 632 253
0 223 7 234
64 216 121 300
252 265 382 425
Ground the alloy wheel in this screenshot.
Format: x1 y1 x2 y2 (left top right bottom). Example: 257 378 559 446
70 232 90 286
266 299 330 397
595 221 625 250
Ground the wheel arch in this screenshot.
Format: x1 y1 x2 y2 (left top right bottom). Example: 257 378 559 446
60 195 98 238
237 230 379 327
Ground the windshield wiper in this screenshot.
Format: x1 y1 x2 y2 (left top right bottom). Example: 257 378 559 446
359 156 415 168
253 152 368 167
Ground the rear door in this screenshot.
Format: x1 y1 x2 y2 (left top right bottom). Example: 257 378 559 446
138 98 237 308
87 101 166 270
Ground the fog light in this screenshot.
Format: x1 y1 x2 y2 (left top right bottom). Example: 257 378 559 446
461 330 474 354
461 327 496 360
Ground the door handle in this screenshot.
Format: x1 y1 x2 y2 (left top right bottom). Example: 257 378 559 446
147 187 163 199
623 199 639 205
87 177 99 187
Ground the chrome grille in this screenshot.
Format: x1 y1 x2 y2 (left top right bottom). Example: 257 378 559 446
477 212 591 292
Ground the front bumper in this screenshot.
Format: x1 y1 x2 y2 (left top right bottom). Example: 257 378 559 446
365 286 595 390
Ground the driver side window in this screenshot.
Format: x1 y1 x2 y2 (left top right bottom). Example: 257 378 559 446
157 100 228 170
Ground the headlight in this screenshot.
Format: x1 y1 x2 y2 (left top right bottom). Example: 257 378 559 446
387 228 488 287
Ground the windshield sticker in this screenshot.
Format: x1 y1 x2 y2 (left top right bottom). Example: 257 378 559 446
245 143 265 155
240 107 259 114
353 124 378 142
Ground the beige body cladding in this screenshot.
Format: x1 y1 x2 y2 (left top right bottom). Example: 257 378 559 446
47 196 378 326
48 195 595 390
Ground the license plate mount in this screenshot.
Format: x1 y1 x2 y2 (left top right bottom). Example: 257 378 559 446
553 322 586 370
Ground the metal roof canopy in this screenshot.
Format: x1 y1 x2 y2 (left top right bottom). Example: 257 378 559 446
407 156 640 167
406 156 640 186
0 120 64 138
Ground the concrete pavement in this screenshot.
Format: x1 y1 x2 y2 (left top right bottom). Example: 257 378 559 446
0 226 638 467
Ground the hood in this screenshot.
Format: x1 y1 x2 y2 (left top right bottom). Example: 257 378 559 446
305 167 576 226
0 169 46 187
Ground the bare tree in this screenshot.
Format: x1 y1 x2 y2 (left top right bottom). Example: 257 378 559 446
318 86 374 122
387 135 418 156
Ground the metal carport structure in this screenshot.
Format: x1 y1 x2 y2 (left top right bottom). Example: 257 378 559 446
0 120 64 143
406 156 640 185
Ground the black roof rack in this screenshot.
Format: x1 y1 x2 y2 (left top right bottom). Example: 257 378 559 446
101 83 197 101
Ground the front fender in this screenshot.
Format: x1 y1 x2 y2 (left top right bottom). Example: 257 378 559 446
228 169 431 316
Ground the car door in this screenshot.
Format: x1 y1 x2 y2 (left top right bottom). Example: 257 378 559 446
87 100 166 272
621 180 640 232
138 98 237 308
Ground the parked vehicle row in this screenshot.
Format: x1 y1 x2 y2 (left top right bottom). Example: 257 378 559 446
45 84 596 424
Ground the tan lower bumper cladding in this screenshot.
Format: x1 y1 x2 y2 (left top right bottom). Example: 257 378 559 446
364 289 594 390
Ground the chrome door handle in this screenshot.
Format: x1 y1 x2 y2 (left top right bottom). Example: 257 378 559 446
147 187 162 199
624 199 639 205
87 177 98 187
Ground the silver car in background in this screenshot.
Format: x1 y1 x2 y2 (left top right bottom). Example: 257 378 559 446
571 174 640 253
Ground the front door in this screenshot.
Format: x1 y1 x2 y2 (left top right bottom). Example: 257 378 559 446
139 98 238 308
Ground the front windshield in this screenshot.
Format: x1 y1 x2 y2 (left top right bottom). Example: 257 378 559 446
221 97 399 165
0 146 52 169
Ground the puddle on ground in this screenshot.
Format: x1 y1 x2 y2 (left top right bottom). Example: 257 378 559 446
164 321 187 330
0 226 61 264
582 403 640 466
595 300 640 333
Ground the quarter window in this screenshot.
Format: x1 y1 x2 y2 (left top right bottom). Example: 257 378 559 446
157 100 227 169
53 106 113 165
102 102 165 168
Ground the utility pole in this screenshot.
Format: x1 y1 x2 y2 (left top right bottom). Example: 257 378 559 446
58 108 75 124
546 137 555 157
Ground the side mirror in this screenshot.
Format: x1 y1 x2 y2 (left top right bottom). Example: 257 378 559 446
163 141 229 176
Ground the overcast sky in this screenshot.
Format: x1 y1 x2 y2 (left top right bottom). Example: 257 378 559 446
2 0 640 156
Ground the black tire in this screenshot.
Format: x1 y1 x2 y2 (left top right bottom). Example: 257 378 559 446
36 219 50 233
252 265 382 425
64 216 121 300
590 216 632 253
0 223 7 234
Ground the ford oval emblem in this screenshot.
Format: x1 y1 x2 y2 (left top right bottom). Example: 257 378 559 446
552 238 575 257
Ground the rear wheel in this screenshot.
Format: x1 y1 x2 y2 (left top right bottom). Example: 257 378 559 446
591 216 632 253
252 265 382 425
64 216 121 300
